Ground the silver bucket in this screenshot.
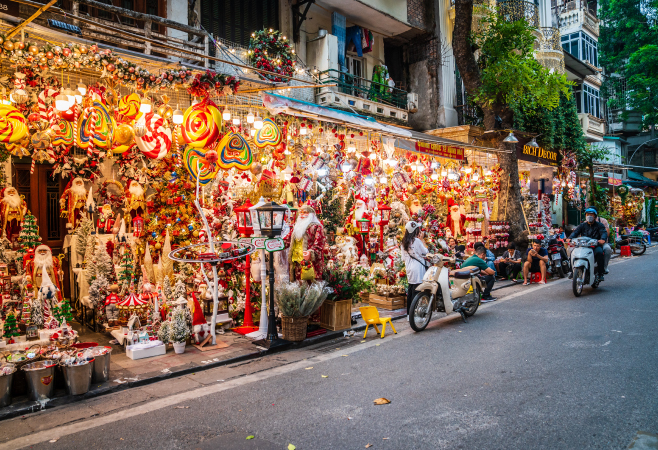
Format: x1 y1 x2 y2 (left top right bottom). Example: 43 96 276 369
23 360 57 401
0 364 16 407
90 347 112 383
62 359 94 395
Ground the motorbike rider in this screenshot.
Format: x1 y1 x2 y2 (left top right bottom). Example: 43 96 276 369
566 207 608 282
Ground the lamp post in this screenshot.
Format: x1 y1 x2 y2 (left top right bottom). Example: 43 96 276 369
232 200 259 335
376 203 391 249
254 201 288 348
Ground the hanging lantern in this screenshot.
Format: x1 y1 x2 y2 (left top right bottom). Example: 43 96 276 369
357 217 371 235
132 216 144 237
235 200 254 237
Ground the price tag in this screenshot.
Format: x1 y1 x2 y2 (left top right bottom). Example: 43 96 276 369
252 237 266 249
265 238 285 252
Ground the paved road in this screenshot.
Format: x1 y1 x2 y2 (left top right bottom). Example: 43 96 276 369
2 249 658 450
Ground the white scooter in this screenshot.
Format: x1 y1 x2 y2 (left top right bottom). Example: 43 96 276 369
570 236 602 296
408 251 486 332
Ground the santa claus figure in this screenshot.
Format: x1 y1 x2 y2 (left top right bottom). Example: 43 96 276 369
105 284 121 325
124 179 146 225
59 177 87 230
384 238 400 269
409 197 423 216
190 293 210 343
344 196 372 257
97 204 115 234
286 204 326 281
0 186 27 244
24 245 63 301
445 198 466 237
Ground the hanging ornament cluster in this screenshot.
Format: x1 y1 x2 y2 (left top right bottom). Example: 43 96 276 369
248 29 295 82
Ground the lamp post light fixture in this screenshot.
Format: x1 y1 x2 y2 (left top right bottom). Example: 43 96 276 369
232 200 259 335
503 131 518 143
376 203 391 248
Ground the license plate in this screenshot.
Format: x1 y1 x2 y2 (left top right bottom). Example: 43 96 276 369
552 254 561 260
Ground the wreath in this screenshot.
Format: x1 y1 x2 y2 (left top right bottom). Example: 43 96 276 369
248 29 295 82
186 70 240 98
98 179 125 208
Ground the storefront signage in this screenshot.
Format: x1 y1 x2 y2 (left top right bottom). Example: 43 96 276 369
0 0 19 17
608 177 622 186
251 237 266 249
517 145 559 167
414 141 465 161
264 238 284 252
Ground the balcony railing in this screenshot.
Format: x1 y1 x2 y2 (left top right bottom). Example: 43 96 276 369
498 0 540 28
536 27 565 74
553 0 599 35
317 69 408 110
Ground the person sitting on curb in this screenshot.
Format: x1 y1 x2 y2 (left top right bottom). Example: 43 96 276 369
496 242 522 282
523 239 548 285
461 246 497 302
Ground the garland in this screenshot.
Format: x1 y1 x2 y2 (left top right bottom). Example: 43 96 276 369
97 179 125 208
0 40 240 93
248 29 295 82
187 70 240 98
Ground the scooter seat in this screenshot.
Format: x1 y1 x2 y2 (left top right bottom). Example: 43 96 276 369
454 268 480 278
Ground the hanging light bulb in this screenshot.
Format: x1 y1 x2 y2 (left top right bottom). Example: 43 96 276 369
77 79 87 96
300 127 307 135
140 96 152 113
347 143 356 153
232 116 241 125
283 148 291 155
431 171 439 181
55 92 70 111
484 169 492 176
64 87 75 106
192 98 199 106
74 93 82 104
379 175 387 184
441 168 448 177
317 167 328 177
222 107 231 121
173 105 184 125
472 172 479 181
527 136 539 148
561 180 567 187
503 131 518 143
368 152 377 160
430 160 439 169
250 129 256 137
254 115 263 129
464 166 473 174
247 110 255 124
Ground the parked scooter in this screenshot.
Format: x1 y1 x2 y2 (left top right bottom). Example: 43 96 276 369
408 253 486 332
547 234 571 278
569 236 603 296
615 234 646 255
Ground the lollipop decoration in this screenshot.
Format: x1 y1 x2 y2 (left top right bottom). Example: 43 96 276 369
217 132 253 171
50 118 75 148
254 118 282 148
181 97 221 148
117 93 141 122
135 112 171 159
77 101 114 150
0 104 28 143
183 146 220 185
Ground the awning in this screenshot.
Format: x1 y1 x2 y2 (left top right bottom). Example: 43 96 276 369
627 179 658 188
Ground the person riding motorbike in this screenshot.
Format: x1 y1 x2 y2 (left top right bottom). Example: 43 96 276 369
566 207 608 282
596 215 612 274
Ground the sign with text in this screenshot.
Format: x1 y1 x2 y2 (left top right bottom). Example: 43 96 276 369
517 144 559 167
0 0 19 17
608 177 623 186
413 141 465 161
264 238 285 252
251 237 266 249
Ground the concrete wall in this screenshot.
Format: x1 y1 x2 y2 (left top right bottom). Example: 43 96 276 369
360 0 408 23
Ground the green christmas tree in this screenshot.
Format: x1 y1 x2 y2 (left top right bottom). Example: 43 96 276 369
20 295 32 325
17 212 41 259
320 193 344 244
118 245 134 287
54 299 74 325
3 312 20 341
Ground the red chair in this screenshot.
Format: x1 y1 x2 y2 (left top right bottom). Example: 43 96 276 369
620 245 631 257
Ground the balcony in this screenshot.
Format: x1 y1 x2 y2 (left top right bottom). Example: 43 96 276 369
498 0 540 29
536 27 565 74
448 0 495 32
316 69 411 123
578 113 605 141
554 0 599 36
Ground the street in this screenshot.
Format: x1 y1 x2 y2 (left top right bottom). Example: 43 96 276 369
1 248 657 450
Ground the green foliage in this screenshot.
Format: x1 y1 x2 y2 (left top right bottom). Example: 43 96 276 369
625 45 658 127
320 194 343 243
472 13 573 112
276 281 330 318
157 319 171 344
170 307 190 343
3 312 20 339
323 266 374 304
54 299 74 324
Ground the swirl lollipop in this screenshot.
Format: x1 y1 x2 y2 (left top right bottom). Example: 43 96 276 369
77 101 115 150
0 105 28 144
181 97 221 148
118 93 141 122
183 146 220 185
135 112 171 159
217 132 253 171
254 118 282 148
50 119 75 148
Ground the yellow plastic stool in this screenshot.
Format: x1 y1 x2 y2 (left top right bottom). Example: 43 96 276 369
359 306 397 339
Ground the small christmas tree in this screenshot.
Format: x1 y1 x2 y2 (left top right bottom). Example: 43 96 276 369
83 231 98 267
157 319 171 344
170 307 190 343
145 308 154 337
173 279 186 302
3 312 20 342
16 212 41 260
53 299 73 325
88 273 109 310
31 294 44 328
117 245 133 287
20 295 32 324
162 276 173 302
320 193 344 244
74 215 93 261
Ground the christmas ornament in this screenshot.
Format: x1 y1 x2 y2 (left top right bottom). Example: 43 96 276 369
78 101 114 149
50 118 75 148
182 97 221 148
117 93 141 121
0 104 28 143
113 122 135 146
217 132 253 171
183 146 220 185
135 112 171 159
254 118 282 148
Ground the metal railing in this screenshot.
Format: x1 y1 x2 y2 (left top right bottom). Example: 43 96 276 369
316 69 408 110
536 27 566 74
498 0 540 28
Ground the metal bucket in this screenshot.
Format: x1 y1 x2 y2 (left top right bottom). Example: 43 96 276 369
90 347 112 383
22 360 57 401
62 359 94 396
0 364 16 407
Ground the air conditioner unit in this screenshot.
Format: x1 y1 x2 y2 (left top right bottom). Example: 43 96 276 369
407 93 418 113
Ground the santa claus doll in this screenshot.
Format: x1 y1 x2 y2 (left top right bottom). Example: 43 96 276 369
445 198 466 237
0 186 27 244
97 204 115 234
124 179 146 227
190 293 210 343
59 177 88 230
344 196 372 257
23 245 63 301
285 204 326 281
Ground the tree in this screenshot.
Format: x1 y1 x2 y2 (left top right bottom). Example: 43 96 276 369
31 294 44 328
17 212 41 260
20 296 31 325
452 4 574 239
173 279 187 302
74 215 93 261
320 193 343 244
88 273 109 309
169 307 190 343
117 245 133 288
162 276 173 302
3 312 20 341
54 299 74 324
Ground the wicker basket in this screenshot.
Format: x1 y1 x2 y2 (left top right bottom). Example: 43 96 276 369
280 316 309 342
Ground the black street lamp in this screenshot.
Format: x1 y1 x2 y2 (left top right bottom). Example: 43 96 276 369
254 201 289 348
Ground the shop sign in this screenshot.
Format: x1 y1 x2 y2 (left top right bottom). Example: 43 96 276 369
264 238 284 252
475 191 487 203
252 237 266 249
517 145 559 167
0 0 19 17
608 177 622 186
413 141 465 161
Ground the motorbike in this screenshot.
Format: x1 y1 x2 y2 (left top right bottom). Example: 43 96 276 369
408 253 486 332
569 237 603 296
615 234 647 256
547 235 571 278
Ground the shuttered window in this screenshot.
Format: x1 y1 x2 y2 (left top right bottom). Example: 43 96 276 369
201 0 279 53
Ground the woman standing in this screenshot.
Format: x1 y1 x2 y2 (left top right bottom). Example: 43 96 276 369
400 221 429 314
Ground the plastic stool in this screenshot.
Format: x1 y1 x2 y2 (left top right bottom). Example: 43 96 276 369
530 272 543 283
620 245 631 257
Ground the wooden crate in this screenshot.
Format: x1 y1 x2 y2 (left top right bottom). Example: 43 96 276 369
368 294 406 311
319 299 352 331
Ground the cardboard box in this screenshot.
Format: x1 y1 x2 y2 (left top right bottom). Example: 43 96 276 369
126 343 166 360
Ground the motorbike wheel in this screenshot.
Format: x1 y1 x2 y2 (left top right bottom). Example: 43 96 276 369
409 292 433 332
572 267 584 297
630 243 646 256
556 264 565 279
463 284 481 317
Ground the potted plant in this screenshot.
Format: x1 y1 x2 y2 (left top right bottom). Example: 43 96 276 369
170 308 190 354
276 281 329 342
157 320 171 345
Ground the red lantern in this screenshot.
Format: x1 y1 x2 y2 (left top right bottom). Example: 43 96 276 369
357 217 371 235
376 203 392 248
132 216 144 237
234 200 254 237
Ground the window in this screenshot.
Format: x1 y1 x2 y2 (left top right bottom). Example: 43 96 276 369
146 0 159 31
122 0 134 25
561 31 598 66
582 84 601 118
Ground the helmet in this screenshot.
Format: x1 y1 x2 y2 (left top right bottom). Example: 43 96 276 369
584 207 598 216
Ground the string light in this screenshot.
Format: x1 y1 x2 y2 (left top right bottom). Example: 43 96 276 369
140 96 152 113
232 116 241 125
254 115 263 129
247 110 255 124
222 107 231 121
77 79 87 96
173 105 184 125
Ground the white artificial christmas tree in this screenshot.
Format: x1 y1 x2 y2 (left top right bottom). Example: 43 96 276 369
74 215 93 261
162 276 173 303
173 279 186 302
170 306 190 343
88 273 109 309
31 293 44 328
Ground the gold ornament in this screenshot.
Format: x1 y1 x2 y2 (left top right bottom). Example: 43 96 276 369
250 162 263 175
3 41 14 51
157 104 173 120
31 130 51 150
114 123 135 146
